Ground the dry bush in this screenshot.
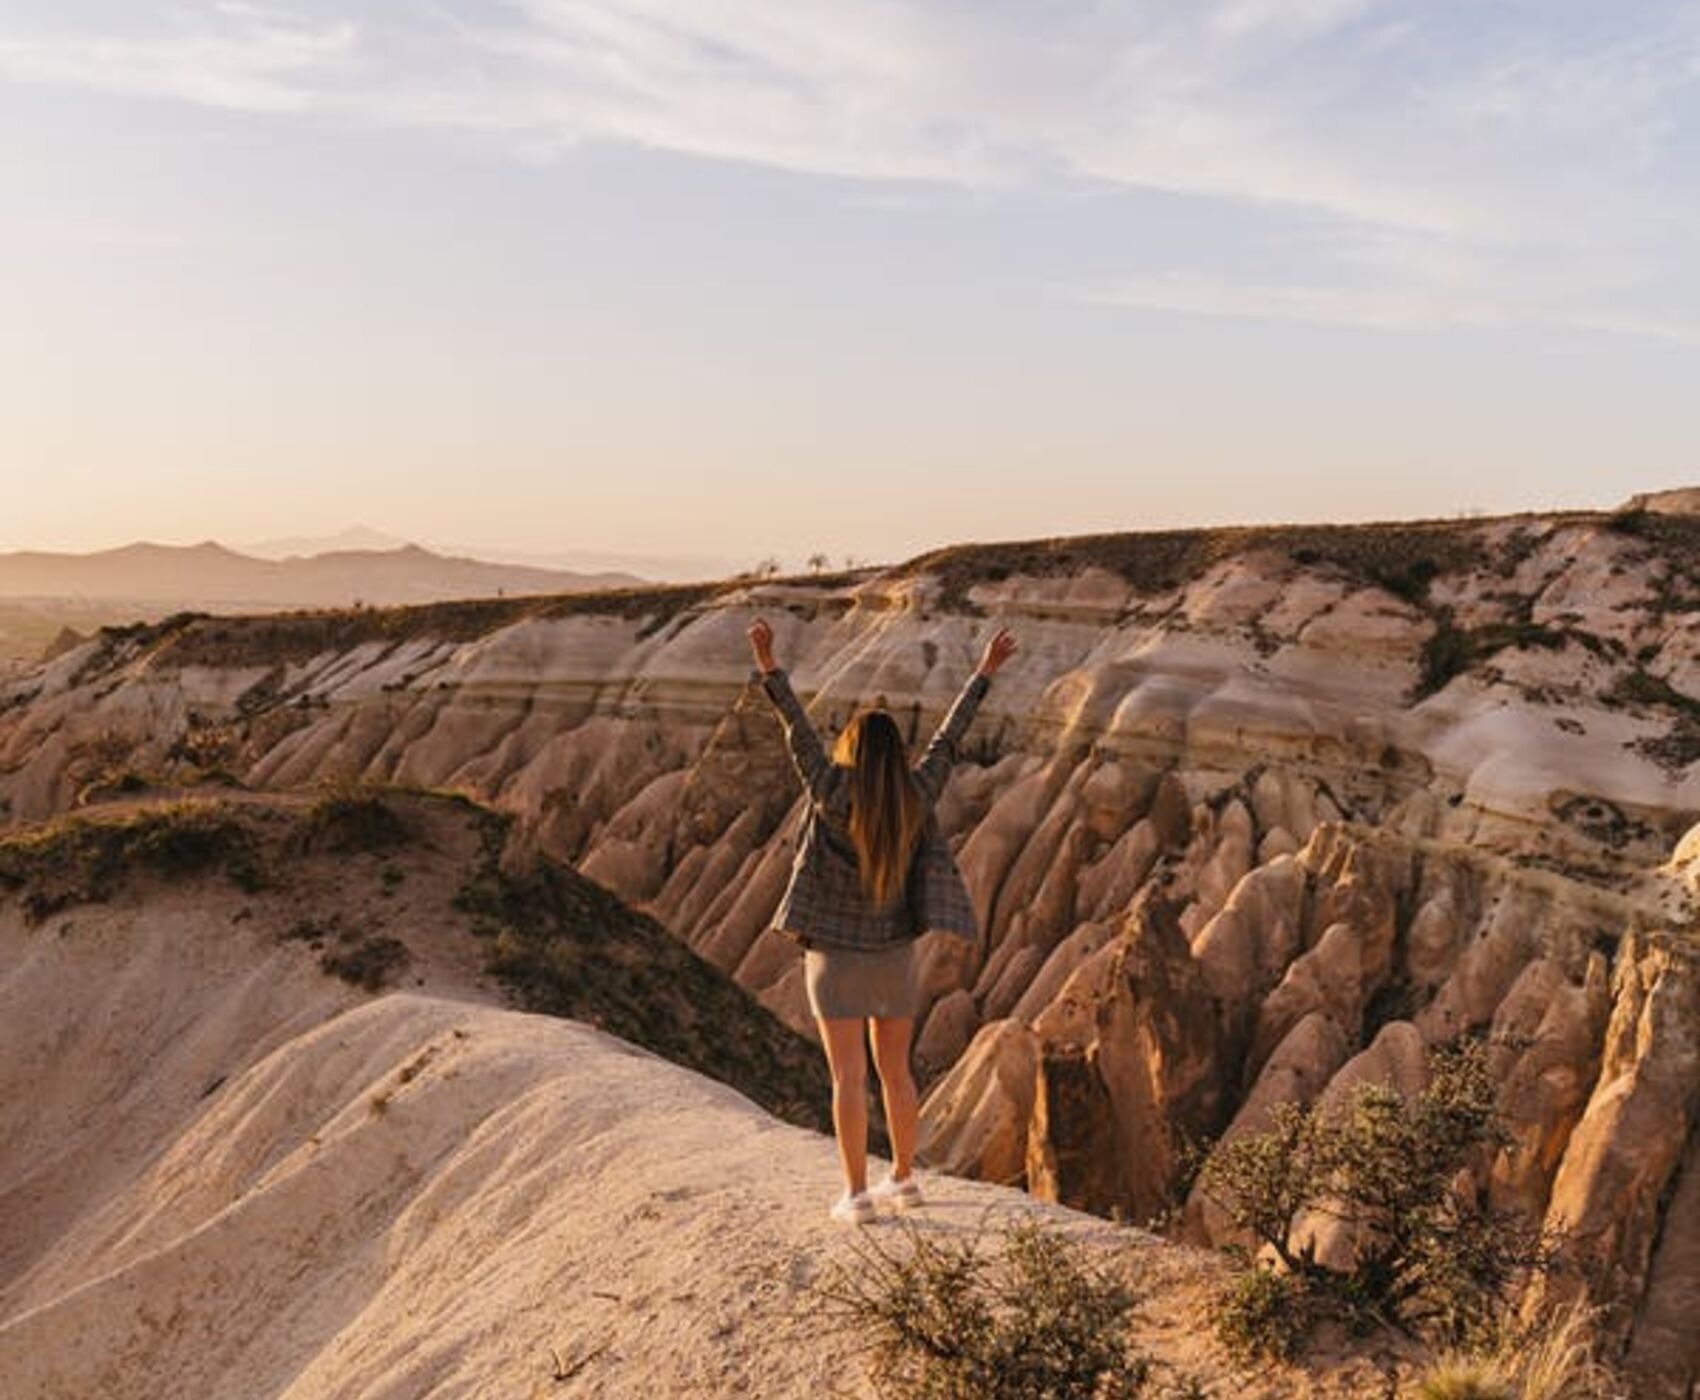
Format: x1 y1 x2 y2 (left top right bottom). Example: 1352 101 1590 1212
1496 1301 1623 1400
1406 1355 1514 1400
320 934 411 991
813 1212 1204 1399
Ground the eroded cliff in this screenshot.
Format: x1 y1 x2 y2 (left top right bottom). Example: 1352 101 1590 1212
3 506 1698 1389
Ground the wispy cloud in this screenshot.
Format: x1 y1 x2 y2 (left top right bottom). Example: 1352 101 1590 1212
0 2 1508 225
1 1 1697 343
1207 0 1384 42
1088 273 1700 345
0 15 355 112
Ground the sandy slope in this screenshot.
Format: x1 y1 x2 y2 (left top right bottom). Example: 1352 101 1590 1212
0 888 1389 1400
2 990 870 1399
0 984 1311 1400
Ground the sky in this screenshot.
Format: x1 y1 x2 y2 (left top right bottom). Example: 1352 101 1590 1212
2 1 1698 571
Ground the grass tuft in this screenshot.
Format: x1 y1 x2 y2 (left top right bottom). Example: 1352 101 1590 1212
1405 1300 1623 1400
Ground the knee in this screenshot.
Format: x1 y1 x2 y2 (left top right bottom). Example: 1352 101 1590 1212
870 1033 914 1092
830 1058 867 1095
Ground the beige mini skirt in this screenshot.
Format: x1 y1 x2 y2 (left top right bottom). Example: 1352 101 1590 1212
803 938 919 1021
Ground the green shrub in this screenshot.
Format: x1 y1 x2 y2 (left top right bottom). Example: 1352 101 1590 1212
1198 1040 1556 1361
1215 1264 1314 1365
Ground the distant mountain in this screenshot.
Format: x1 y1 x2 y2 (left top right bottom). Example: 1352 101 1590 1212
0 540 643 607
421 543 750 584
245 525 741 583
244 524 410 558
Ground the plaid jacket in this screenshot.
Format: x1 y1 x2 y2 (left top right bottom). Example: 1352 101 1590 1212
755 665 991 953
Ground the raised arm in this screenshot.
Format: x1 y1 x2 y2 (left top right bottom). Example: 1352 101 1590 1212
913 627 1016 803
748 617 834 805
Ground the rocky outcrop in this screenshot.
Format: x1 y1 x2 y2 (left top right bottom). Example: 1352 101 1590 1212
915 1019 1040 1188
1023 891 1227 1223
1530 931 1700 1392
1 841 1325 1399
3 508 1698 1365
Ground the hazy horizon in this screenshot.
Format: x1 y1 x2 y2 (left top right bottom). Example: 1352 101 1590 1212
0 483 1684 583
4 1 1697 566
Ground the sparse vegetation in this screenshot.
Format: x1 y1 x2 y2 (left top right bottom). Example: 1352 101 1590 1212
1406 1356 1514 1399
0 802 264 920
814 1213 1193 1399
167 713 244 771
1198 1040 1557 1362
282 916 331 947
460 836 834 1133
142 583 738 674
297 777 412 854
1369 555 1441 606
1414 613 1569 700
1606 667 1700 771
1405 1301 1623 1400
64 725 166 802
1603 505 1651 538
0 786 839 1147
902 516 1499 613
1606 666 1700 717
321 934 411 991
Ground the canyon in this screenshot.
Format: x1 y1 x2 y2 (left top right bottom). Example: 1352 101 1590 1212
2 503 1697 1394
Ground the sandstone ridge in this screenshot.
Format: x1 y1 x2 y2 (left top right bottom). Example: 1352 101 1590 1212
3 506 1698 1389
0 795 1383 1399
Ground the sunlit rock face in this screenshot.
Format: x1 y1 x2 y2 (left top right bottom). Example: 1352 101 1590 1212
3 508 1699 1383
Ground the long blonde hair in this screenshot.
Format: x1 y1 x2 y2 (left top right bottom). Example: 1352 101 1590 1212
832 710 926 908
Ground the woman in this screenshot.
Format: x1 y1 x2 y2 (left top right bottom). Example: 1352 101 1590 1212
747 617 1017 1224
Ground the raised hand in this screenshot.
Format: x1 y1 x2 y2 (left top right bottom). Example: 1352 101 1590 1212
977 626 1017 678
748 616 778 673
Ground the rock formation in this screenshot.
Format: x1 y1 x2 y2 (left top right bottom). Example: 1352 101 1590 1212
0 791 1397 1399
2 506 1698 1381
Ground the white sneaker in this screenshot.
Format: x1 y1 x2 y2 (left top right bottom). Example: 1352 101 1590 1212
830 1190 876 1225
867 1172 923 1211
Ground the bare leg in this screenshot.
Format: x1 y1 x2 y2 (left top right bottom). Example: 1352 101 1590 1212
817 1017 869 1195
869 1017 918 1181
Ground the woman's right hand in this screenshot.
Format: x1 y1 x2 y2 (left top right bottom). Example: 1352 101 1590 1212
748 617 778 673
977 626 1017 678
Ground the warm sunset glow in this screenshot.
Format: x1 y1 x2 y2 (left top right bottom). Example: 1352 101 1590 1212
3 2 1696 570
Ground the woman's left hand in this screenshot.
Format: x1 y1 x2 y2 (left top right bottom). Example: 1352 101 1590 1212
977 627 1018 677
748 617 778 672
